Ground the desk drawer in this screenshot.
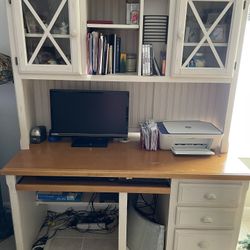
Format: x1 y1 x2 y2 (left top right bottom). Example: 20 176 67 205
174 230 234 250
177 183 242 207
176 207 236 229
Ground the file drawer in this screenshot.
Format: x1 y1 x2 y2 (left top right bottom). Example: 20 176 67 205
174 230 234 250
176 207 236 229
177 183 242 207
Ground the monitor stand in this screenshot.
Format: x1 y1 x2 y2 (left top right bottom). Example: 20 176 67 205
71 137 108 148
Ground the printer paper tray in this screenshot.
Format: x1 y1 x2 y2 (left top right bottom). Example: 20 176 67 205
171 147 215 156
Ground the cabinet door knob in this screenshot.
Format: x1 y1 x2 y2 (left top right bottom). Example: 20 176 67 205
204 193 217 200
201 216 213 224
198 241 210 248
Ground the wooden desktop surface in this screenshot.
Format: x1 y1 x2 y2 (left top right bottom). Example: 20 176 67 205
1 141 250 180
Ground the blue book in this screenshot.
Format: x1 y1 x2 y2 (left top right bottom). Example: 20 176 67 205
115 37 121 73
36 192 82 202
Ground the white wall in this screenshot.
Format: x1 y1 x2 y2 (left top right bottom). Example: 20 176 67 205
229 9 250 207
0 83 20 203
0 0 19 203
0 0 10 55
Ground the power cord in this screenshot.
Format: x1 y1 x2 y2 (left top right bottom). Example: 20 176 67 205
135 194 158 223
31 193 118 250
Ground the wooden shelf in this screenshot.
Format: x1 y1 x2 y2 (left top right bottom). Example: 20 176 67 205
86 73 168 81
17 176 171 194
86 72 138 79
87 24 140 29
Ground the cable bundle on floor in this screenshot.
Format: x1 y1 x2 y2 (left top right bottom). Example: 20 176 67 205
32 194 118 250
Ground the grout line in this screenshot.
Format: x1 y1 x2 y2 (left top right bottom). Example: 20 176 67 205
81 238 85 250
54 236 84 239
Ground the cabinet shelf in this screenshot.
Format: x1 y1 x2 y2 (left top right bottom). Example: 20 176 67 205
87 72 137 77
86 73 139 81
86 24 140 30
85 74 168 81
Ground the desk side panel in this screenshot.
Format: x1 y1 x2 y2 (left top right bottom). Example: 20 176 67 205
6 175 47 250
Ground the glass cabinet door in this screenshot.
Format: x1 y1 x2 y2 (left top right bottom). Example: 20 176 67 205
174 0 243 77
14 0 80 73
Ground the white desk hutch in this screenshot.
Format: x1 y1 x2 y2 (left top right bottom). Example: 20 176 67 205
5 0 249 151
3 0 250 250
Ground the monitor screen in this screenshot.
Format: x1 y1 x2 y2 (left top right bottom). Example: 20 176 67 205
50 89 129 138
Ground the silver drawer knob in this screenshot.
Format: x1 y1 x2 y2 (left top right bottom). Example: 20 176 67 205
204 193 217 200
201 216 213 224
198 241 210 248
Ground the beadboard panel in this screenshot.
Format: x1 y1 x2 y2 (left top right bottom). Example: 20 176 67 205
32 80 154 130
31 80 229 132
33 81 91 129
87 0 126 24
23 81 36 130
87 0 170 22
144 0 170 16
213 84 230 131
153 83 230 131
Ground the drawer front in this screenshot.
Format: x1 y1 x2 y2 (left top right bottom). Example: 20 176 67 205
176 207 236 229
174 230 234 250
177 183 242 207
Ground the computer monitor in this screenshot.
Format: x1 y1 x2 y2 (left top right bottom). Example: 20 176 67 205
50 89 129 147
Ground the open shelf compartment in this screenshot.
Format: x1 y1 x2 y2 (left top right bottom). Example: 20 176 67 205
14 188 121 250
126 193 170 250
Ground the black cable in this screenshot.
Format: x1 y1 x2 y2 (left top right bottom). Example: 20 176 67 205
32 200 119 250
135 194 158 223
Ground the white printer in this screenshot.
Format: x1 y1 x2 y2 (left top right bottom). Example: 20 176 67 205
158 121 223 155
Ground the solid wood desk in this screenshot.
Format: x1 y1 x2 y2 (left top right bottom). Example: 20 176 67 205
2 140 250 179
1 141 250 250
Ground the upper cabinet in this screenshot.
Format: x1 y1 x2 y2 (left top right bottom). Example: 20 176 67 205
9 0 246 79
12 0 81 74
172 0 244 77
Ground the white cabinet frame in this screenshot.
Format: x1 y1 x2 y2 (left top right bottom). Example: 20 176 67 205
12 0 81 74
172 0 245 78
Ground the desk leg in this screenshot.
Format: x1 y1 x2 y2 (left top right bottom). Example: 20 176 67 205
6 175 47 250
119 192 128 250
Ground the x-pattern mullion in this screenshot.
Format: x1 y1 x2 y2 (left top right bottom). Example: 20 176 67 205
23 0 70 65
182 0 233 68
185 1 224 68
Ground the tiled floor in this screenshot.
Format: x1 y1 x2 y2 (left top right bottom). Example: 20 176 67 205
44 229 118 250
1 209 250 250
0 230 118 250
238 208 250 241
0 236 15 250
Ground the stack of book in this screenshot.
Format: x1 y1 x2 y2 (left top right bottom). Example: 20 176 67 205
87 31 121 75
141 44 161 76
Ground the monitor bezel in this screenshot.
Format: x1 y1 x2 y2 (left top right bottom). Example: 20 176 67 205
50 89 129 139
